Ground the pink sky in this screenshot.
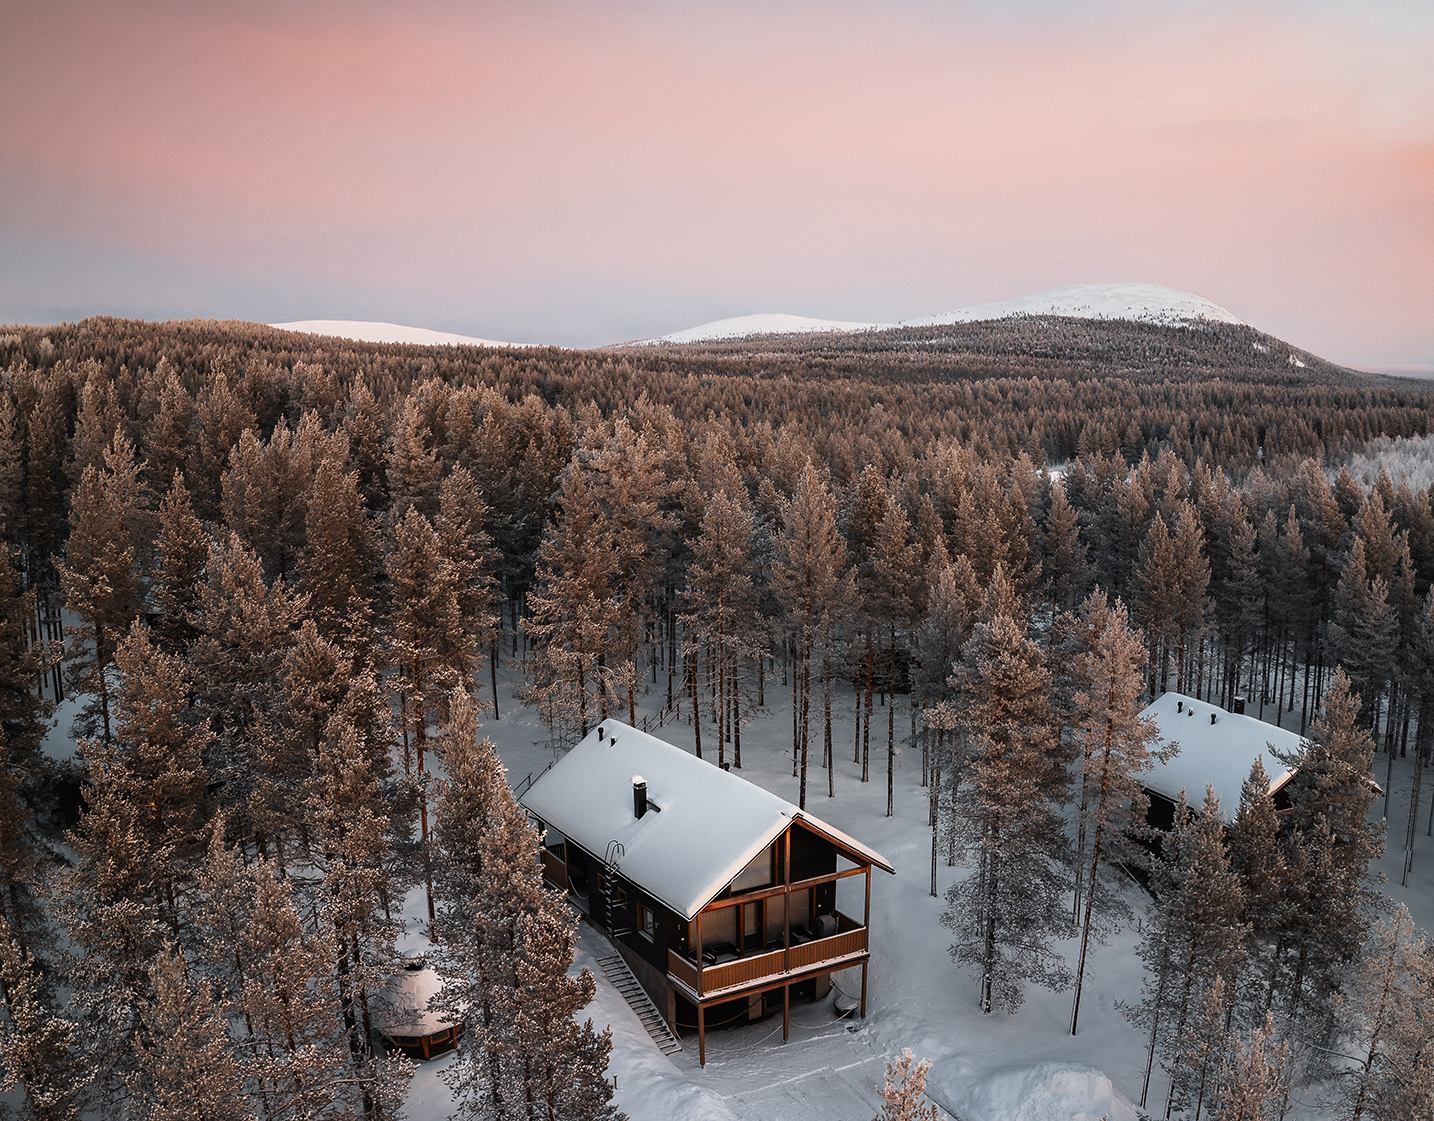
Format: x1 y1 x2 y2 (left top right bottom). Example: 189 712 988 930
2 0 1431 367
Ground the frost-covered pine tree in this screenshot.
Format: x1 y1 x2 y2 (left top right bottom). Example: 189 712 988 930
1126 787 1247 1111
941 576 1072 1014
306 713 409 1118
0 913 83 1121
682 487 760 771
298 457 379 660
128 945 252 1121
57 459 144 744
433 689 619 1120
510 907 622 1121
523 466 617 743
772 463 849 809
1332 904 1433 1121
1226 757 1289 1023
874 1049 946 1121
1065 591 1168 1035
1209 1014 1290 1121
150 477 208 657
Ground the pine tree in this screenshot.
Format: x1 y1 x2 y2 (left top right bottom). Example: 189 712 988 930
0 914 83 1121
871 502 921 817
585 418 667 725
1135 512 1178 693
306 712 409 1119
772 464 850 809
874 1049 946 1121
1042 483 1090 611
188 533 306 849
57 461 144 744
128 945 253 1121
387 504 466 930
298 458 379 658
1126 789 1248 1111
151 478 208 657
1066 591 1167 1034
682 488 759 771
1334 905 1434 1121
941 590 1071 1014
509 907 622 1121
433 689 618 1120
108 620 211 926
523 467 616 743
1209 1014 1290 1121
1227 758 1289 1024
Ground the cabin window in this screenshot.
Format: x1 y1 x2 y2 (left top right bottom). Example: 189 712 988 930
637 903 656 941
732 844 774 893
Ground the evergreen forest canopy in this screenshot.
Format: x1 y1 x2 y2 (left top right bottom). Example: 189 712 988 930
0 315 1432 1120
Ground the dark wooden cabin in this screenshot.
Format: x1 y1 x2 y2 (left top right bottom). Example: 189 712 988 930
521 719 895 1066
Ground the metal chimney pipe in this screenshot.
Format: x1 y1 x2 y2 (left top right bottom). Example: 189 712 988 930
632 776 647 819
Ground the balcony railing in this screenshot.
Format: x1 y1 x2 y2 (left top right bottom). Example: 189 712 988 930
667 912 868 999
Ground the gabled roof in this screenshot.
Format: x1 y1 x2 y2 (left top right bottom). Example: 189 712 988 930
519 720 894 921
1138 692 1302 821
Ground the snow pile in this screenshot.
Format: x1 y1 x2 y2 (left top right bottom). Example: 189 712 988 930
947 1061 1138 1121
637 313 890 346
905 283 1244 329
269 320 524 347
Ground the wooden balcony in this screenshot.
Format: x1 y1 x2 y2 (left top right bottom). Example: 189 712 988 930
667 912 868 1001
540 849 568 892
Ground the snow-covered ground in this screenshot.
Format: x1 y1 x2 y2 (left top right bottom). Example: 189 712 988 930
395 657 1432 1121
268 321 527 348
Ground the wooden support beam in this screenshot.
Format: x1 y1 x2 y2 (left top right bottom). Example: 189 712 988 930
783 983 790 1042
860 961 868 1019
698 1002 706 1067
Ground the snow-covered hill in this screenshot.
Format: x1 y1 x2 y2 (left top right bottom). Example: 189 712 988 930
269 320 523 347
905 282 1244 328
632 283 1244 345
636 312 890 345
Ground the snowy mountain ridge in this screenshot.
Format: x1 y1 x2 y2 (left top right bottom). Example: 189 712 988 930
631 283 1245 345
270 320 525 348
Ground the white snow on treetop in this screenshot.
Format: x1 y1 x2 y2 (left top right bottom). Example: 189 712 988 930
269 320 525 347
903 282 1245 329
633 283 1243 345
519 720 893 921
1138 692 1301 820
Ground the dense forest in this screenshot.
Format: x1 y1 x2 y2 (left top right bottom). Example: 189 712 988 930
0 316 1432 1120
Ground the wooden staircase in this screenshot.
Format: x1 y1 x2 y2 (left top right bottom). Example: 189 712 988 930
595 953 682 1057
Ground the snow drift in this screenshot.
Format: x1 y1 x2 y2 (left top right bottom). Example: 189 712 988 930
944 1061 1139 1121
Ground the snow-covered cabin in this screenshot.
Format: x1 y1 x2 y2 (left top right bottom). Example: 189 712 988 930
520 719 895 1066
1138 692 1302 828
374 963 463 1061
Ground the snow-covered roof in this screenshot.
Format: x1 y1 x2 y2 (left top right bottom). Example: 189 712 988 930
519 721 894 920
373 968 459 1037
1138 692 1301 821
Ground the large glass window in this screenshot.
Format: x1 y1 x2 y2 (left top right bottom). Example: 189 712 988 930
731 844 774 893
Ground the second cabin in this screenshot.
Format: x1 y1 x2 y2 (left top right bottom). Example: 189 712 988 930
1137 692 1302 828
520 719 895 1066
